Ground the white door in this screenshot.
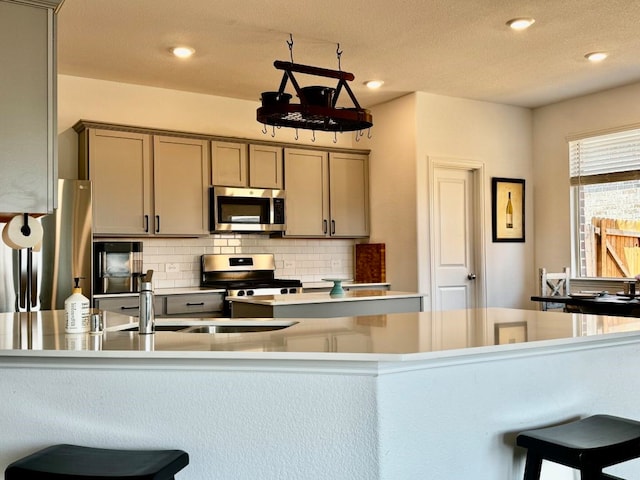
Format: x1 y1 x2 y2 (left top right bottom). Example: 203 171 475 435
432 166 481 311
429 162 485 350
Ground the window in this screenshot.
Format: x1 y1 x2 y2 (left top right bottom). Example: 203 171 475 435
570 127 640 278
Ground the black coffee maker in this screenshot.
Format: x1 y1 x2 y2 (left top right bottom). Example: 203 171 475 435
93 241 143 294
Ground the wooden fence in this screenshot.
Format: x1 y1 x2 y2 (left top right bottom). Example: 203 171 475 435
586 217 640 277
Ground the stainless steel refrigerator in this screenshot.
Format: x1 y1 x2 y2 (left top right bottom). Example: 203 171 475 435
0 179 92 312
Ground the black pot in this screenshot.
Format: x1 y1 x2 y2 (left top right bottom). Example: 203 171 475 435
261 91 292 107
299 86 335 107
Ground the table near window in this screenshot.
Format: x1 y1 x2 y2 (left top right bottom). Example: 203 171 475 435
531 292 640 317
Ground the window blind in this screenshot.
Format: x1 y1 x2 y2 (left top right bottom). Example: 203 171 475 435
569 128 640 186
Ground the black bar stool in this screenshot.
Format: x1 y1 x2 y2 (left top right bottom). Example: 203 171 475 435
5 444 189 479
516 415 640 479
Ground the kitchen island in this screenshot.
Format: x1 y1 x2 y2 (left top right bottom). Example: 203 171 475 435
229 289 424 318
1 309 640 479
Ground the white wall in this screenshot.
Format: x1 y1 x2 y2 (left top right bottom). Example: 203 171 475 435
533 81 640 278
367 92 534 308
364 95 418 293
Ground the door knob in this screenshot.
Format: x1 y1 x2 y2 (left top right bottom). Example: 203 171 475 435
468 273 477 280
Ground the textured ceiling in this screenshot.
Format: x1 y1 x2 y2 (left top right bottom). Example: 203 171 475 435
56 0 640 109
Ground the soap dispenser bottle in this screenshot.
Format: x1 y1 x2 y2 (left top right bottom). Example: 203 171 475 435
65 277 90 333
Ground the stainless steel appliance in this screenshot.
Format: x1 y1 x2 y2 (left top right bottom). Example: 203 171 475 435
200 254 302 315
209 186 285 233
0 179 92 313
93 241 143 294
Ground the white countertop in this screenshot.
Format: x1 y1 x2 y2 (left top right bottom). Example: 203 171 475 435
1 308 640 366
228 290 423 306
303 281 390 289
94 284 388 299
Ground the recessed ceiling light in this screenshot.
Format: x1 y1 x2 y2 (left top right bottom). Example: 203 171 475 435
365 80 384 89
585 51 608 62
506 18 535 30
171 46 195 59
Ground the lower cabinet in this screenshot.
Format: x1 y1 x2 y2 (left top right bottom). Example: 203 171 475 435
94 292 224 318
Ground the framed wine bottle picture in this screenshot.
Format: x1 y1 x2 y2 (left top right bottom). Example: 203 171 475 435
492 177 525 242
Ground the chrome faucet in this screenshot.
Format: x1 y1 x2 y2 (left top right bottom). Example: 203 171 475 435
138 270 155 334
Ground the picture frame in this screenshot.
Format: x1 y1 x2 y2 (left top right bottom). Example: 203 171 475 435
492 177 525 242
494 321 528 345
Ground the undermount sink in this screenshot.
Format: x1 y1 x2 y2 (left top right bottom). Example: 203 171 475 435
115 319 297 334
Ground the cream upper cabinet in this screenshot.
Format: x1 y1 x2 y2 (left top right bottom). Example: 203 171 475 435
82 129 152 235
153 135 209 236
283 149 329 237
284 149 369 238
249 144 283 189
0 0 59 216
211 141 247 187
78 126 209 236
212 141 283 189
328 152 369 237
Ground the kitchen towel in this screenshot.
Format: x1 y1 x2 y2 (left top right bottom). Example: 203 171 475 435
2 214 43 250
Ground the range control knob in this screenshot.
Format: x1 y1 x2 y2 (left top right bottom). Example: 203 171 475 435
237 291 245 296
289 288 298 293
247 290 254 296
280 288 288 294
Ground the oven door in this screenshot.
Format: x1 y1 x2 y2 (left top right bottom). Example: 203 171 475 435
210 186 285 232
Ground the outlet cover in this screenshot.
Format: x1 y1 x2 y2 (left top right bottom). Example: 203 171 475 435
284 260 295 269
166 263 179 273
331 259 342 268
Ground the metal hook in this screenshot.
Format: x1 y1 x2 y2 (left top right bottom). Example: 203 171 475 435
336 43 343 71
333 131 338 144
287 33 294 63
294 128 299 141
367 128 372 139
261 124 267 135
271 125 276 138
355 131 360 142
311 130 316 142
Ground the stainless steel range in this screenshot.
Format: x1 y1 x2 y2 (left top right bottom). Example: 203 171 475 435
200 254 302 312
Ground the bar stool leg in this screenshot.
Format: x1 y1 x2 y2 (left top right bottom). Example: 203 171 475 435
580 469 601 480
522 453 543 480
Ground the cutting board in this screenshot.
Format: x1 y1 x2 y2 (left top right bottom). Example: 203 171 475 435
355 243 386 283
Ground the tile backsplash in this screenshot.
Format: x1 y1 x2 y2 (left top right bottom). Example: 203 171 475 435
98 235 355 289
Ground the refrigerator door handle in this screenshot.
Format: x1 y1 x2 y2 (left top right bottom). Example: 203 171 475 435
18 249 28 311
29 248 39 311
17 248 39 312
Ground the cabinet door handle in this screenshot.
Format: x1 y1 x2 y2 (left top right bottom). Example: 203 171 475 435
144 215 149 233
120 306 139 310
323 219 328 234
331 220 336 235
186 302 205 306
155 215 160 233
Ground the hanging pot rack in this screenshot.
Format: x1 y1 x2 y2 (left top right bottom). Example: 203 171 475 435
256 59 373 133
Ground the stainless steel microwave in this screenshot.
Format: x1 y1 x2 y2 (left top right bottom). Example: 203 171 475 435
209 186 286 233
